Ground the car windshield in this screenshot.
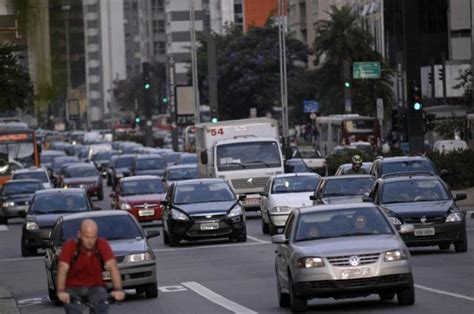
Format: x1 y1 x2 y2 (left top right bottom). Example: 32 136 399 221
383 160 437 175
13 171 48 183
135 158 167 170
167 167 198 180
116 157 134 168
174 182 235 204
322 177 374 197
216 141 281 171
30 193 89 214
120 179 165 195
382 179 450 204
286 161 308 172
295 207 393 242
272 176 319 193
92 151 116 161
62 215 142 241
179 155 197 164
65 167 99 178
3 182 43 195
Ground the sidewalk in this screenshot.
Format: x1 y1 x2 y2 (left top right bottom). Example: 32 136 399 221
0 286 20 314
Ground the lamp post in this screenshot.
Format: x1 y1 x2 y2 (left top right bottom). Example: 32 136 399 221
189 0 200 124
62 1 72 129
278 0 289 158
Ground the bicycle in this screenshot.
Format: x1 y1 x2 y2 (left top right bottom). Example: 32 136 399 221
68 292 121 314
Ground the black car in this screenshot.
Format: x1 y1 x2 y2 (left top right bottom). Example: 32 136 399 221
45 210 159 302
109 154 136 189
285 159 310 173
0 180 44 224
51 156 80 186
367 174 467 252
311 175 375 205
162 179 246 246
132 154 167 177
369 156 447 179
20 188 96 256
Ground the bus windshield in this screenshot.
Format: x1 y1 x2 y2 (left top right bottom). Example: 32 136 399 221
0 132 36 173
344 119 375 133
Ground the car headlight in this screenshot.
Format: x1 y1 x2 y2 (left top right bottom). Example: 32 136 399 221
2 201 15 208
120 202 131 210
270 206 292 214
171 209 189 221
124 252 154 263
296 257 325 268
63 185 69 189
26 221 39 230
227 205 242 218
384 250 408 262
446 213 463 222
388 216 402 225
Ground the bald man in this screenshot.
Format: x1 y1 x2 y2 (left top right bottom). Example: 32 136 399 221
56 219 125 313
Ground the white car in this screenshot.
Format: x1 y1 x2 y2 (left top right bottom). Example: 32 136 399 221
261 173 321 235
432 140 467 154
11 167 53 189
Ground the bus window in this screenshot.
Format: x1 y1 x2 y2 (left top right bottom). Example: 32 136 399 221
320 124 328 141
332 124 340 142
344 119 375 133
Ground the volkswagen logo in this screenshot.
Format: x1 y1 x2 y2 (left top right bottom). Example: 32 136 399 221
144 203 149 209
420 216 427 224
348 256 360 267
247 178 254 186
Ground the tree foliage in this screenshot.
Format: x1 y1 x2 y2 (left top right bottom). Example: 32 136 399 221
453 67 473 113
0 43 34 111
313 5 393 115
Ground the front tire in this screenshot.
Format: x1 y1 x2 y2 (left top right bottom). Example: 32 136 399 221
163 228 169 245
261 217 269 235
397 281 415 306
269 220 279 236
233 231 247 243
0 216 7 224
454 232 468 253
145 282 158 298
289 274 307 312
21 236 37 257
168 232 179 247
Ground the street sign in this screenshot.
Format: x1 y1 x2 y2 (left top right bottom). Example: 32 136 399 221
303 100 320 113
376 98 384 120
353 62 381 79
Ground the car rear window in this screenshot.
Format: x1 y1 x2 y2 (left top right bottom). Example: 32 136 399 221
13 171 48 183
322 177 374 197
383 160 436 175
3 181 43 195
30 193 89 214
381 179 450 204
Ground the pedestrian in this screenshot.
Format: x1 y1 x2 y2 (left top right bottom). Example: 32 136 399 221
56 219 125 313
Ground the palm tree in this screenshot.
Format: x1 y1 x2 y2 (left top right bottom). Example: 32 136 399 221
313 5 393 116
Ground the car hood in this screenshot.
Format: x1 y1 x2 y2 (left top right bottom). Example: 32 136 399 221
29 212 85 228
109 238 148 256
121 194 166 205
63 177 99 185
271 193 314 208
174 200 237 215
1 194 35 202
134 169 165 176
294 234 402 256
322 195 363 204
382 200 453 217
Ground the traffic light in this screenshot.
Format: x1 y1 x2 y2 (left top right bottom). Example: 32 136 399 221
428 71 433 85
142 62 151 90
424 112 436 132
210 107 218 123
410 85 423 112
344 81 351 88
438 67 445 81
162 96 168 104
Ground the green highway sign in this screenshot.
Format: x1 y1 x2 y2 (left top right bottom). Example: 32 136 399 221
353 61 381 79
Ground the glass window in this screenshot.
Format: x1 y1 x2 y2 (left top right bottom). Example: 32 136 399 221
65 167 99 178
115 157 135 168
344 119 375 133
13 171 48 183
3 181 43 195
135 158 166 170
120 179 164 195
319 123 328 141
322 177 374 197
167 167 198 180
382 160 437 175
381 179 450 204
271 175 319 194
174 182 235 204
62 215 141 241
30 193 89 214
216 141 281 171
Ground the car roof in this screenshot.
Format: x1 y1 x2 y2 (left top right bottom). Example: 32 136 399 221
121 175 161 182
61 210 130 222
175 178 225 185
116 154 136 159
273 173 319 178
167 164 198 170
379 174 439 183
34 188 85 195
135 154 163 159
65 163 96 170
323 174 374 180
13 168 47 174
299 203 378 214
41 150 66 155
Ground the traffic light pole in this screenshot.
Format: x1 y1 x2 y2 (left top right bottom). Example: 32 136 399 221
142 62 153 147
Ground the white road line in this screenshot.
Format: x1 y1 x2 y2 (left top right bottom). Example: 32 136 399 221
0 225 8 231
247 235 271 244
0 256 42 263
182 281 258 314
415 284 474 302
153 241 268 253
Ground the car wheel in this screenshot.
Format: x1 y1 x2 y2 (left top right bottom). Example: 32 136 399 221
289 273 307 312
144 283 158 298
261 217 269 235
438 243 450 250
379 292 395 301
269 220 278 236
277 273 290 308
397 280 415 306
21 243 37 257
0 216 7 224
163 228 169 245
97 190 104 201
168 232 179 247
454 232 468 253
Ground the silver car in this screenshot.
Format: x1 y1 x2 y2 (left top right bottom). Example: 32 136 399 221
273 203 415 312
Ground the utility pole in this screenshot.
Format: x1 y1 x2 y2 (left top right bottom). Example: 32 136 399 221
142 62 153 147
62 1 71 129
169 57 179 151
107 0 116 135
278 0 289 158
203 3 218 122
189 0 200 124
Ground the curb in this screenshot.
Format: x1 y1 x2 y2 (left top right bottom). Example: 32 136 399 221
0 286 20 314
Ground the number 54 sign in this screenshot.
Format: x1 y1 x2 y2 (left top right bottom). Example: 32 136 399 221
209 128 224 136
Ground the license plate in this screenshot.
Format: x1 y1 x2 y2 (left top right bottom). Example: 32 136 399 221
139 209 155 217
102 271 111 280
245 197 260 205
340 267 371 280
414 228 435 236
200 222 219 230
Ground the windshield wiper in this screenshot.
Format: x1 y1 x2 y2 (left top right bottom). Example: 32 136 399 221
338 232 376 237
243 160 271 167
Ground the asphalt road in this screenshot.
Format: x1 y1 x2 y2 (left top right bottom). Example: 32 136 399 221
0 182 473 314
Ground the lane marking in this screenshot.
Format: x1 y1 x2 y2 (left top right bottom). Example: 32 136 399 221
247 235 271 244
158 285 188 293
415 284 474 302
153 241 269 253
18 297 44 307
182 281 258 314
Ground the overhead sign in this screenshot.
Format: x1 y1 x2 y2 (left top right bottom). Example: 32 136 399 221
353 62 381 79
303 100 320 113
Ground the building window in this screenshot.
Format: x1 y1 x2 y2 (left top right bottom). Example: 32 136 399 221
132 2 138 11
158 41 166 54
153 21 158 33
158 20 165 33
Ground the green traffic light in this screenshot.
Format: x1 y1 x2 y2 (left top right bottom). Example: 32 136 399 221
135 117 141 123
211 117 218 123
144 83 151 90
344 82 351 88
163 97 168 103
413 102 422 111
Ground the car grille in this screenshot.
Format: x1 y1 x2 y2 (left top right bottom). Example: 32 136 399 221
402 216 445 224
304 274 410 289
402 232 452 242
231 177 269 190
327 253 380 266
187 227 232 237
192 214 226 222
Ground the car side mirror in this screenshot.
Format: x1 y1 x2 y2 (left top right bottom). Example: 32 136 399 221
454 193 467 201
200 151 208 165
18 210 27 218
146 230 160 238
271 234 288 244
399 224 415 234
238 194 247 201
309 195 317 201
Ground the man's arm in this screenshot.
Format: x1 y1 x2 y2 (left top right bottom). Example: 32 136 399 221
56 261 70 304
105 259 125 301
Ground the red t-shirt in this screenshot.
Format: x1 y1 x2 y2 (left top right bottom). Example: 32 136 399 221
59 238 115 288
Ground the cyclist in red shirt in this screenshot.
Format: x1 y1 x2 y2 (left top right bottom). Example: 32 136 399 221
56 219 125 313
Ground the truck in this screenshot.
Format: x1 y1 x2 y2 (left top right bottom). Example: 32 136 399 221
195 118 284 210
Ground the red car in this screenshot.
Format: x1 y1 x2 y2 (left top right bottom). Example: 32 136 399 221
61 164 104 200
110 176 166 223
